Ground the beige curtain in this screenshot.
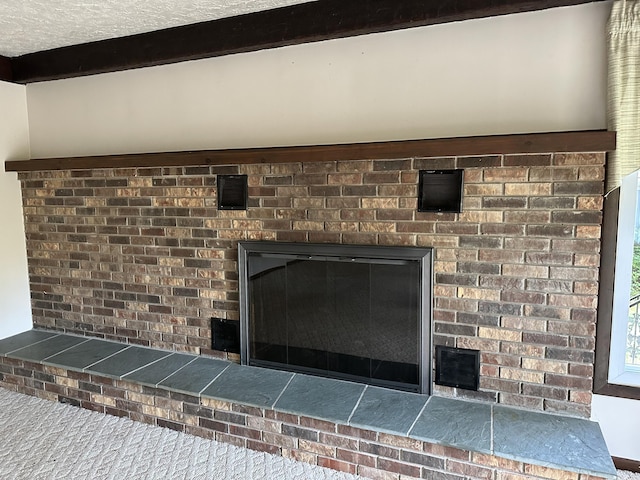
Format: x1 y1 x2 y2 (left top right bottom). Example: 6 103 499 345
607 0 640 193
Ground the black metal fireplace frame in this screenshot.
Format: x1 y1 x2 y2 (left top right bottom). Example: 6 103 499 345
238 241 433 394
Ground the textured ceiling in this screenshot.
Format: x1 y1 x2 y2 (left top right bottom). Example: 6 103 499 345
0 0 313 57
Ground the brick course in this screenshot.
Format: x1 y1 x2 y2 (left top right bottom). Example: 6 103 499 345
18 151 605 417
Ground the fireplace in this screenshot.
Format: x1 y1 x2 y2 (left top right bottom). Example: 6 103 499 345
238 241 433 393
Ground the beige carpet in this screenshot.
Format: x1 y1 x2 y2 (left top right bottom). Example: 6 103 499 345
0 387 365 480
619 471 640 479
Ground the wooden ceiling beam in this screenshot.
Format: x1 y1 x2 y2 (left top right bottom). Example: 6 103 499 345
0 55 13 82
10 0 607 84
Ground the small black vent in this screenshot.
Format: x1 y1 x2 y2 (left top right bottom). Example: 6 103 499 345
212 318 240 354
435 345 479 391
418 169 464 213
217 174 248 210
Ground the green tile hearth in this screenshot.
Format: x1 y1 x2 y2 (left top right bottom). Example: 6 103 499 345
86 346 172 378
493 406 615 476
45 339 128 370
0 330 57 355
202 363 294 409
274 374 366 423
0 330 617 479
9 335 89 362
158 357 229 395
410 396 492 454
122 353 195 387
349 386 428 436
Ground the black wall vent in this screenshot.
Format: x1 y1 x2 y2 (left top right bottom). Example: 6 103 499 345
217 174 248 210
212 318 240 354
418 169 464 213
435 345 479 391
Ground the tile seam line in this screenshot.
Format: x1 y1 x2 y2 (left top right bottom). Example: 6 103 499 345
406 395 431 437
153 355 200 388
490 403 494 454
271 372 296 409
83 345 133 371
198 363 232 395
115 351 174 379
347 385 368 424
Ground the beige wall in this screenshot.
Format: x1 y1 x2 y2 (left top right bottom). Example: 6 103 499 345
0 81 32 338
25 2 609 159
592 395 640 460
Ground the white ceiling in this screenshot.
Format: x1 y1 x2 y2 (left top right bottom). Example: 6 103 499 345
0 0 314 57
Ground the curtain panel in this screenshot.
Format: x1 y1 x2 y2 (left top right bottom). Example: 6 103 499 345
607 0 640 193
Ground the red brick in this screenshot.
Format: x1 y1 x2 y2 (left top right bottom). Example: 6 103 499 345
546 374 592 390
320 433 358 450
262 432 297 449
423 443 471 461
246 440 281 455
472 452 524 472
377 458 421 478
336 449 377 468
318 457 357 474
524 464 579 479
447 460 494 480
360 442 400 460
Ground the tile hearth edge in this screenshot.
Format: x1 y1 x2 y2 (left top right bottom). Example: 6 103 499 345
0 330 616 480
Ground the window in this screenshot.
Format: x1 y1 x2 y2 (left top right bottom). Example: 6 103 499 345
608 171 640 387
596 170 640 396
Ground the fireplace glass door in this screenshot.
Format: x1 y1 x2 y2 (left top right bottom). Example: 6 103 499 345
238 242 432 394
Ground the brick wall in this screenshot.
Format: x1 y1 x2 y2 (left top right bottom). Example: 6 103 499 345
18 151 605 417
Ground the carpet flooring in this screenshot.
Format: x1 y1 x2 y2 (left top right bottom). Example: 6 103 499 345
619 471 640 479
0 387 364 480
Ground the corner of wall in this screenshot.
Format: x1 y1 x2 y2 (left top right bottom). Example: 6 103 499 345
0 81 33 338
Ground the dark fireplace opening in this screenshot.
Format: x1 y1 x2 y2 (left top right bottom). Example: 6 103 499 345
238 241 433 394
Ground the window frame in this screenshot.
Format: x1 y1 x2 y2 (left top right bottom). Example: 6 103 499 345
595 173 640 398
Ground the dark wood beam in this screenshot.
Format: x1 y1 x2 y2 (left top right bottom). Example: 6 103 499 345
5 130 616 172
10 0 607 84
613 457 640 473
0 55 13 82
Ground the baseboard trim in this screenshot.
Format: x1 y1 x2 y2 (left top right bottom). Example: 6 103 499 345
614 456 640 473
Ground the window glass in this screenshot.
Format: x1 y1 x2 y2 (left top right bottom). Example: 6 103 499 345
610 171 640 385
627 187 640 371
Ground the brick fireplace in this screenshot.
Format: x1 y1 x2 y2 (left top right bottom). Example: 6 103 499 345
16 139 607 419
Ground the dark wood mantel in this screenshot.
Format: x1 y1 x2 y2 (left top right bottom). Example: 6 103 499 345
5 130 616 173
6 0 609 84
